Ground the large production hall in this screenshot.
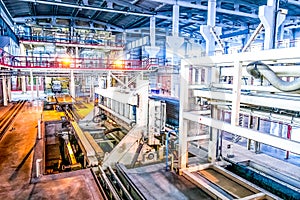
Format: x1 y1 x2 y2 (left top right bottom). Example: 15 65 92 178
0 0 300 199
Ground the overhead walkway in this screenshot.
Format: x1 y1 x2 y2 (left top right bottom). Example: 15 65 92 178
0 51 163 72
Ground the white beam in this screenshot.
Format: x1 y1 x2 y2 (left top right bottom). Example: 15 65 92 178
187 135 210 142
183 112 300 155
193 90 300 111
188 47 300 66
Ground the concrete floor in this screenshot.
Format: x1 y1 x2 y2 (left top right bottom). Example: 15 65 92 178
0 100 103 200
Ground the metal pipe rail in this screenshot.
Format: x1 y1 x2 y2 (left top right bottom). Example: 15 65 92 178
97 166 121 200
115 163 146 200
0 100 26 141
107 166 134 200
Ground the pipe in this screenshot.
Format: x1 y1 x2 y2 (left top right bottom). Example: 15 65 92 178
165 129 177 171
247 61 300 92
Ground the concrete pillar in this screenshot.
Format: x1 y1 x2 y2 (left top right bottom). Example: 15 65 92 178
259 0 286 49
30 70 34 101
70 70 75 99
7 76 11 102
21 75 26 93
2 76 8 106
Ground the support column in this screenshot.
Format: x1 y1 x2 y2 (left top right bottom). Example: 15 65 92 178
2 76 7 106
208 105 219 162
30 70 34 101
107 71 111 88
228 60 242 158
7 77 11 102
259 0 287 49
90 76 94 101
172 4 179 37
200 0 221 56
21 75 27 93
178 60 189 174
75 47 79 67
247 114 254 150
254 117 261 153
36 76 39 99
70 70 75 99
166 4 184 97
144 16 160 58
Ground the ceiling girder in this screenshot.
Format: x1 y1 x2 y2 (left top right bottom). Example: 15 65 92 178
148 0 258 18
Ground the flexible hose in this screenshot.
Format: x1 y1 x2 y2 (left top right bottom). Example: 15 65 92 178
246 61 300 92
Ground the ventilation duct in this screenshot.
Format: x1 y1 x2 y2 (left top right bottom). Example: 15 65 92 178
247 61 300 92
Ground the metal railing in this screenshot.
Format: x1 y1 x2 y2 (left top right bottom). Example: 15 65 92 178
0 49 165 71
18 34 124 48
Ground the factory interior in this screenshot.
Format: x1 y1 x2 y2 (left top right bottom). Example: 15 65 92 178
0 0 300 199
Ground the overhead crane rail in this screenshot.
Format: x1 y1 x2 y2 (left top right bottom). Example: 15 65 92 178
0 100 26 141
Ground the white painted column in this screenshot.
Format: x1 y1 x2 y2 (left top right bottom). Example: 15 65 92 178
259 0 286 49
145 16 160 58
37 119 42 139
21 75 27 93
150 16 156 46
7 77 11 102
228 60 242 157
208 105 219 162
70 70 75 99
107 71 111 88
36 76 39 98
30 70 34 101
200 0 218 55
178 60 189 173
2 76 8 106
75 47 79 67
172 4 179 37
36 159 42 178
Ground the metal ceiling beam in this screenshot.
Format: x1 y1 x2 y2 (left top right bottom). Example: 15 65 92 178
17 0 214 27
13 16 124 31
0 0 14 26
110 0 145 12
19 0 154 17
287 0 300 6
148 0 258 18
